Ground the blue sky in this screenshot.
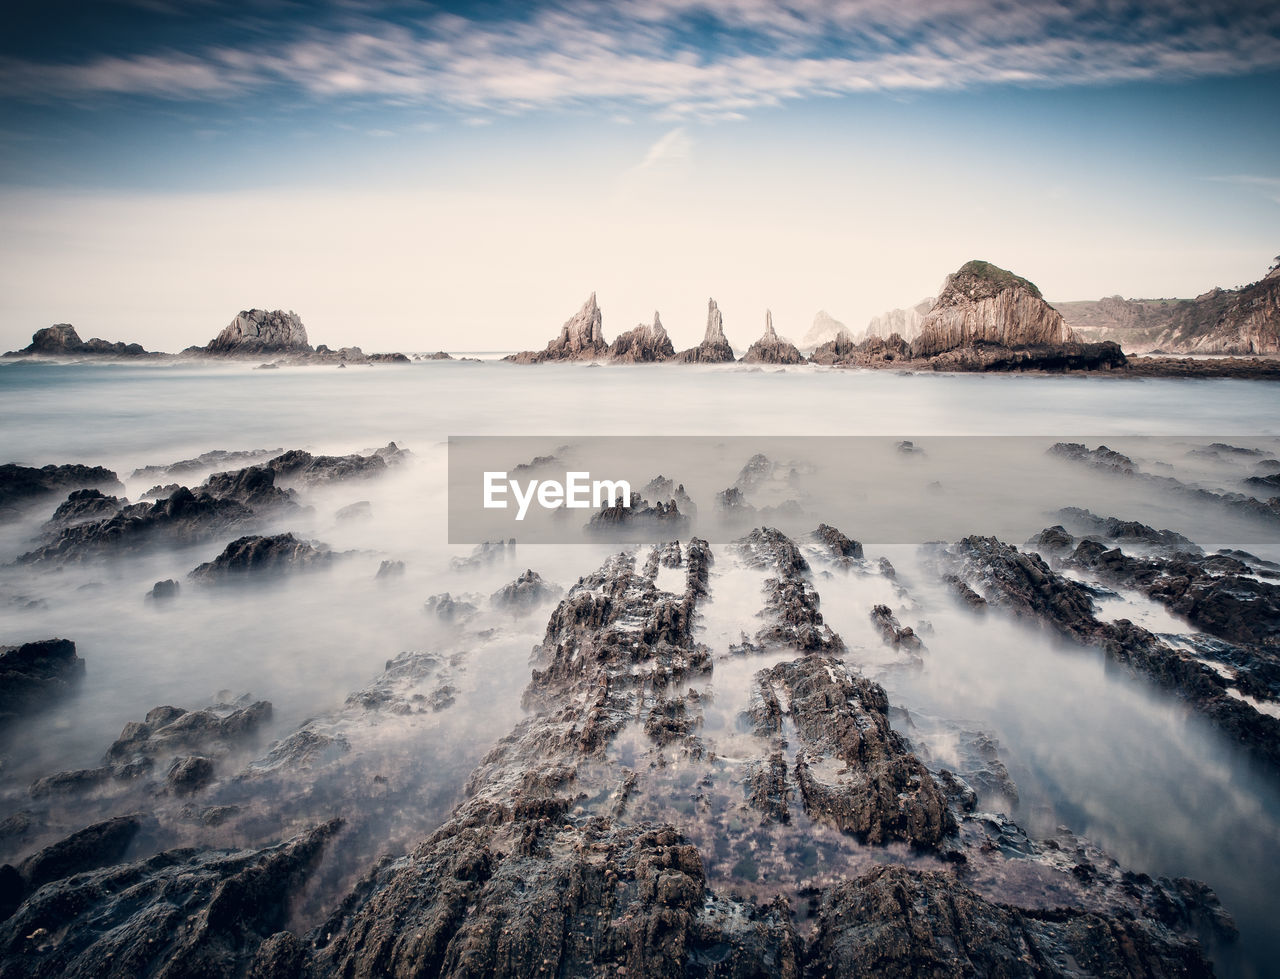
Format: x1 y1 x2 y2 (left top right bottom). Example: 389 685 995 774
1 0 1278 352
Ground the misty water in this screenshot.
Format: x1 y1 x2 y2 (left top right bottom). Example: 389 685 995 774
2 358 1279 975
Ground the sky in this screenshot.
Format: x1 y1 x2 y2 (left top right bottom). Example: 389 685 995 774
1 0 1278 354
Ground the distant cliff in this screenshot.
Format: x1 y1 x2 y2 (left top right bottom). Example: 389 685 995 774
1055 260 1280 355
609 312 675 363
911 261 1076 358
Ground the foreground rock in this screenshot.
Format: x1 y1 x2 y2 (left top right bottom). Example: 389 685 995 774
505 293 608 363
0 819 340 976
672 298 736 363
2 324 153 359
607 312 675 362
0 639 84 725
739 311 805 365
0 463 121 521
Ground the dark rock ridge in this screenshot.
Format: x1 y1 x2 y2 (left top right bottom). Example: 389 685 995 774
941 534 1280 773
0 639 84 725
42 488 124 531
672 298 736 362
29 698 272 799
2 324 154 358
748 655 952 845
131 448 282 481
18 488 255 565
505 293 608 363
740 310 805 365
607 311 675 362
188 533 333 581
731 527 844 652
0 818 341 977
1050 442 1280 523
870 603 924 651
0 463 122 521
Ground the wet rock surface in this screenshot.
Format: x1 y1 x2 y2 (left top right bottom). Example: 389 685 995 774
940 533 1280 772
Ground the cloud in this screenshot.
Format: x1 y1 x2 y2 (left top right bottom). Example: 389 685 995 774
1207 175 1280 205
2 1 1279 117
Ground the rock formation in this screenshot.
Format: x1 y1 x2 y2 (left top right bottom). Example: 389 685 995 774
911 260 1077 358
672 298 736 362
2 324 153 359
505 293 608 363
203 309 311 356
0 639 84 725
740 310 805 364
607 311 675 362
0 463 122 521
800 309 849 350
1057 260 1280 355
862 296 933 343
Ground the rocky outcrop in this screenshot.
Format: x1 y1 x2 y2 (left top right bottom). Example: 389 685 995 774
0 463 121 520
940 534 1280 772
607 312 675 362
672 298 735 363
862 297 934 343
42 489 124 531
188 533 333 581
203 309 310 355
505 293 608 363
265 442 406 485
911 260 1076 358
2 324 153 358
740 311 805 364
808 332 859 365
1059 261 1280 355
490 569 561 612
18 488 256 564
924 340 1127 372
0 639 84 725
801 309 849 350
0 819 340 977
749 655 951 846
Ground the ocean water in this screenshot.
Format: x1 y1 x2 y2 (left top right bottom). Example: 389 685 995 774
1 357 1279 974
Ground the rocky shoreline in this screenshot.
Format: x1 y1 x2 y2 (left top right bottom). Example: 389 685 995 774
4 432 1278 974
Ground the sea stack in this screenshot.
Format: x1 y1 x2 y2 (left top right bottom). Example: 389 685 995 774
506 293 609 363
608 312 675 362
740 310 805 364
673 298 735 363
204 310 312 356
3 324 152 358
910 260 1075 358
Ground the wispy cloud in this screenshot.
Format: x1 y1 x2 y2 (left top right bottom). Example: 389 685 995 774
1207 174 1280 205
2 1 1279 117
